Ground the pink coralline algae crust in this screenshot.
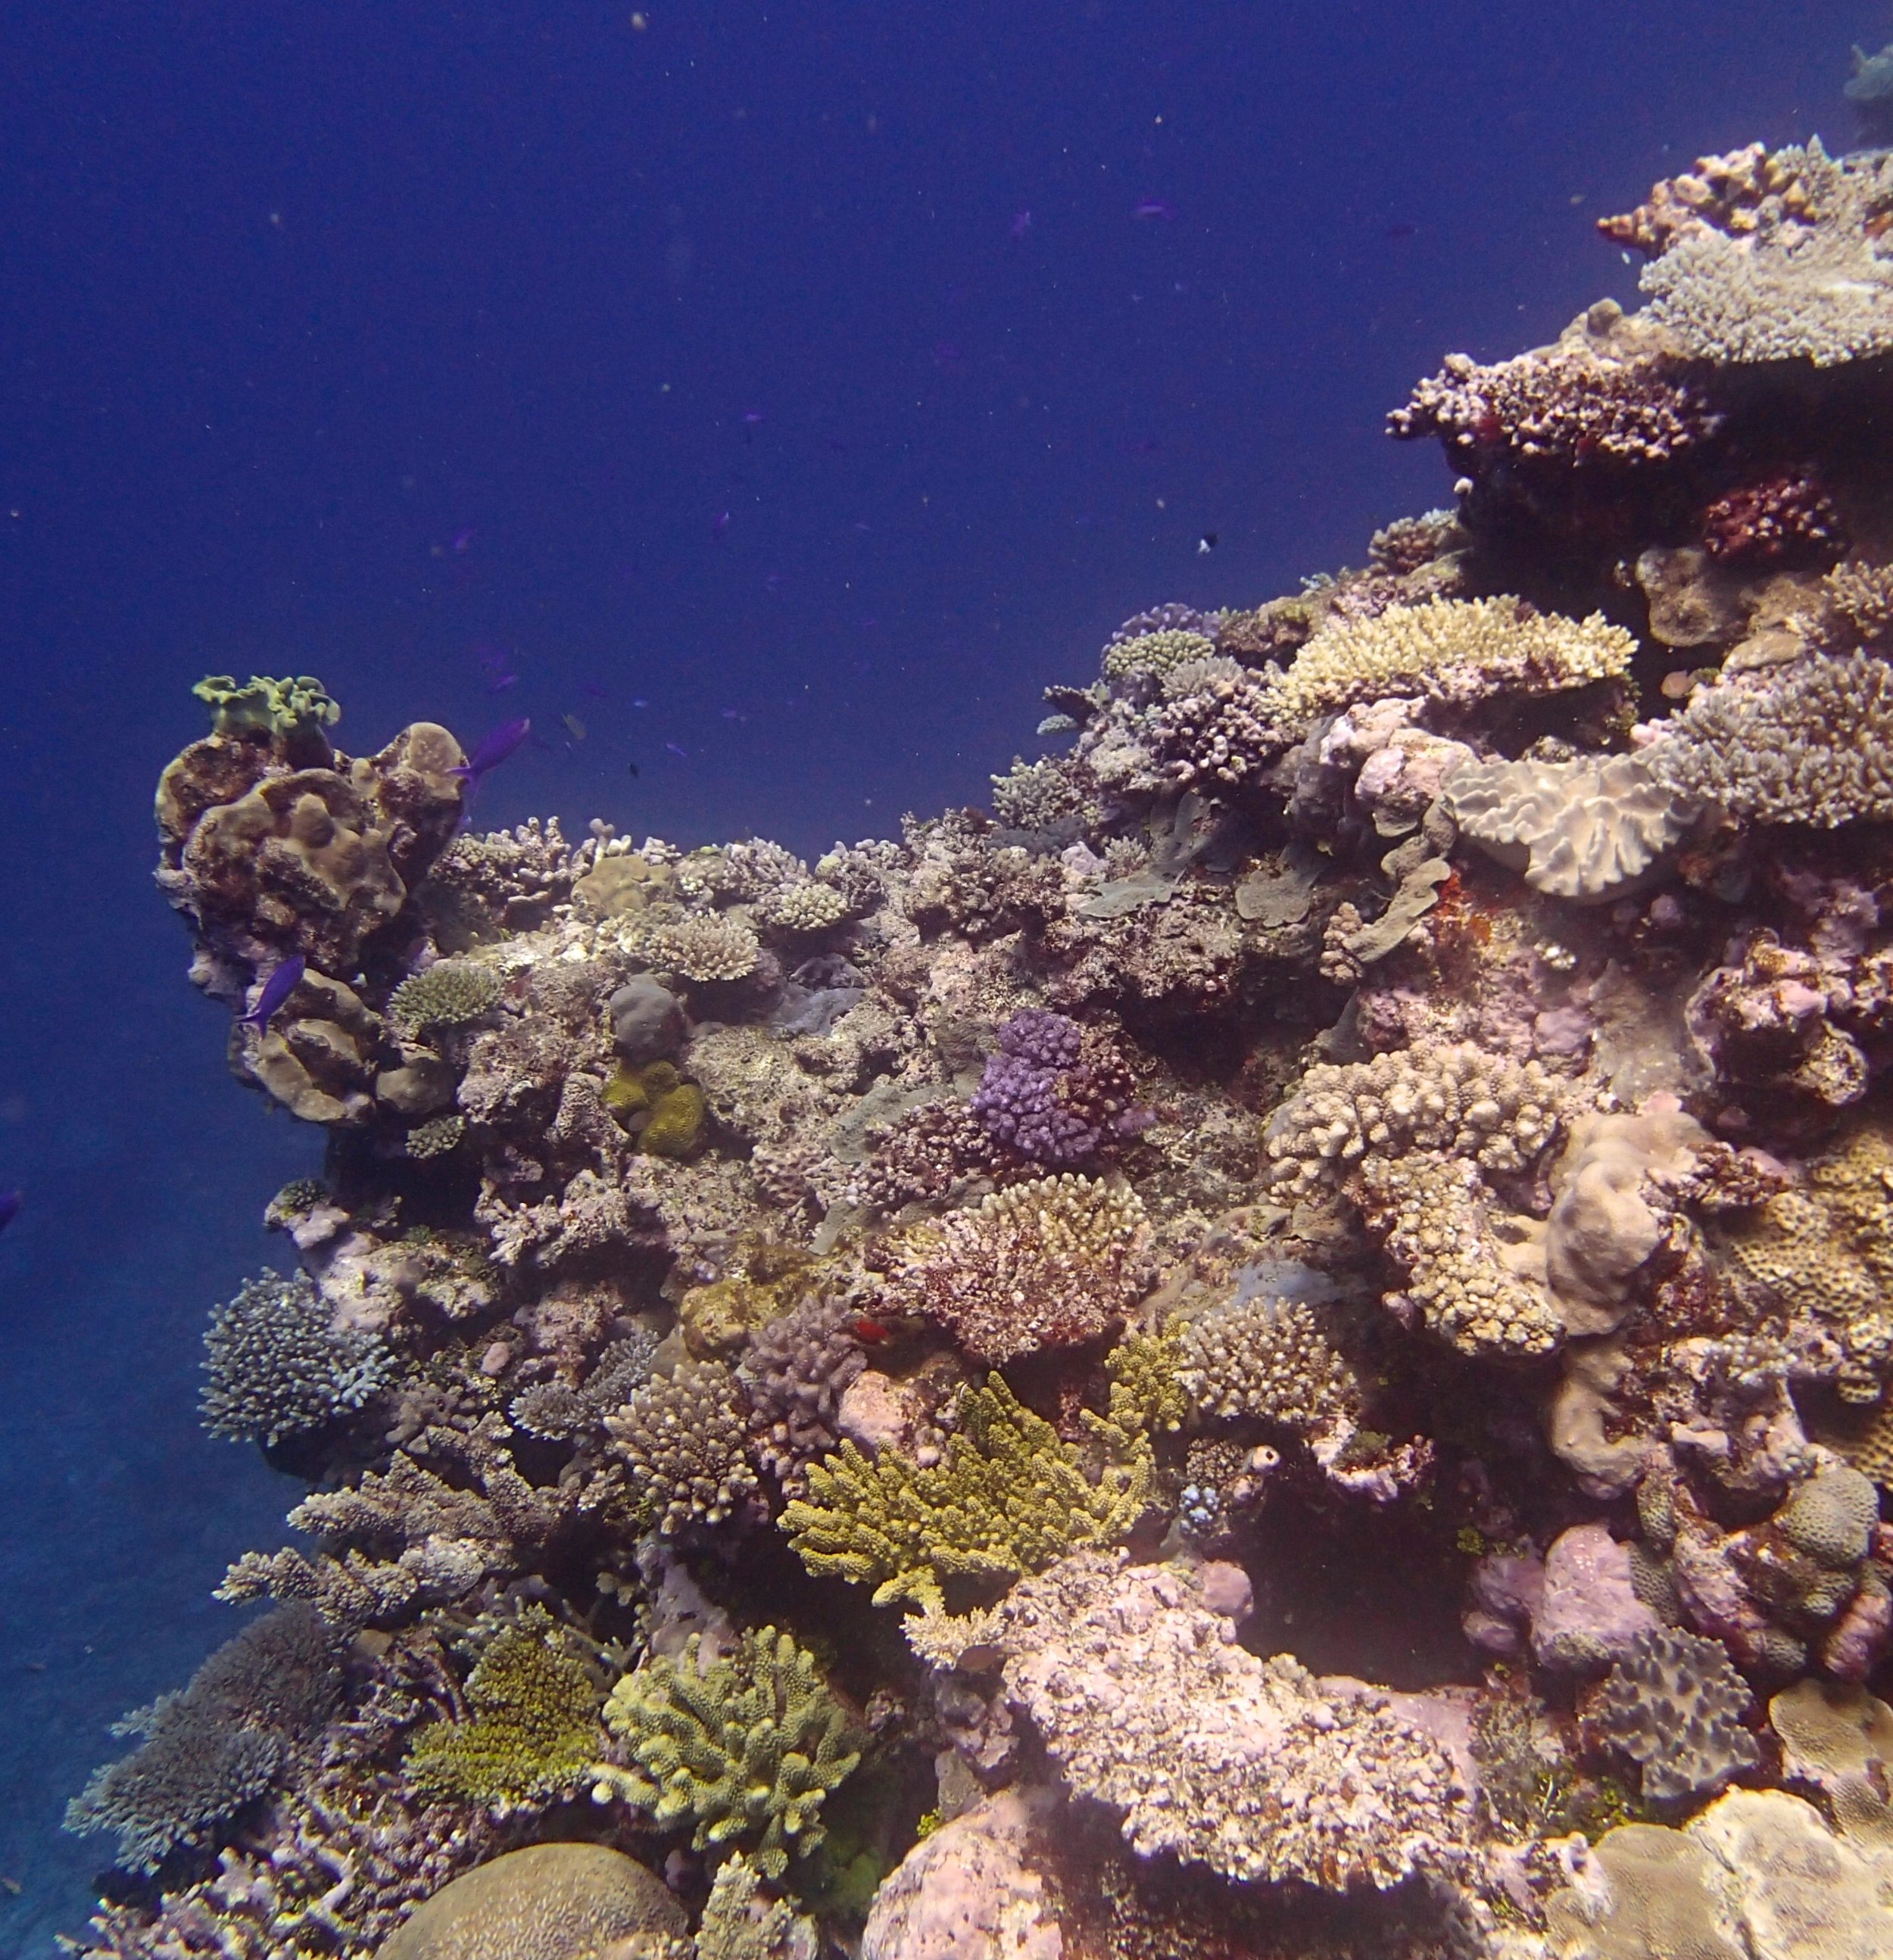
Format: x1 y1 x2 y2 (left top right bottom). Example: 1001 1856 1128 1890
104 133 1893 1960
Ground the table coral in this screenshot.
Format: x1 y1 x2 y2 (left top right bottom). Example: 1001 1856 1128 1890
597 1627 861 1878
66 1604 341 1874
996 1551 1474 1890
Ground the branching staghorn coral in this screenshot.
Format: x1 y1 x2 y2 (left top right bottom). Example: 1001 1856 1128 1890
781 1371 1152 1616
201 1270 397 1447
388 958 504 1030
407 1611 603 1807
878 1173 1153 1366
596 1627 860 1878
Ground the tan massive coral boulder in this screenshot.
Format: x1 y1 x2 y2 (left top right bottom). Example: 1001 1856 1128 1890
861 1787 1065 1960
375 1843 685 1960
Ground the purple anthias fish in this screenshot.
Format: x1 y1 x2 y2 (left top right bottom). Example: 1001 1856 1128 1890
0 1189 20 1234
452 717 532 784
239 955 306 1032
1134 198 1174 220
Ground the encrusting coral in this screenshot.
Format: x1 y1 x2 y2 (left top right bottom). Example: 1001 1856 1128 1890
97 116 1893 1960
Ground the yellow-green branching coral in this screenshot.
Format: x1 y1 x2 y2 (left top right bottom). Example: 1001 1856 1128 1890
192 673 341 749
781 1372 1152 1616
407 1615 603 1807
597 1627 859 1878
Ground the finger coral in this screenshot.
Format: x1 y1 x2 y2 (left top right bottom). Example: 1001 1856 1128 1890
604 1359 759 1535
597 1626 861 1878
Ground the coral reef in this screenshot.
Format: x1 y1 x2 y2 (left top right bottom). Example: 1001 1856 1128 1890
104 128 1893 1960
67 1605 340 1872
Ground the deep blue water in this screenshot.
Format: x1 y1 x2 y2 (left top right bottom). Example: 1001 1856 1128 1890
0 2 1875 1949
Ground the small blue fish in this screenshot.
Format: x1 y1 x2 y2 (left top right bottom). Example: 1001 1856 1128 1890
742 409 766 425
711 510 731 541
666 740 690 760
239 955 306 1032
0 1189 19 1235
1009 208 1033 240
1134 198 1174 220
453 717 532 784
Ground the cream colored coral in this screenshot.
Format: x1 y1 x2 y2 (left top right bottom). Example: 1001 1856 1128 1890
1177 1292 1361 1433
641 912 761 982
1272 596 1635 726
1265 1040 1573 1198
1102 627 1215 683
759 880 849 933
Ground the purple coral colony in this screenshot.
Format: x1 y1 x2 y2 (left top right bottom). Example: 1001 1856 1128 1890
69 139 1893 1960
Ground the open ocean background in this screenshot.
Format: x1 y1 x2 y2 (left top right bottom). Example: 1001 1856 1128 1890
0 3 1876 1949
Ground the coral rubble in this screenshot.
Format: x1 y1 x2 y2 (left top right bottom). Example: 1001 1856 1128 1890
83 125 1893 1960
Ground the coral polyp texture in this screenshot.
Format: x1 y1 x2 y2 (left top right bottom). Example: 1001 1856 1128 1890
92 126 1893 1960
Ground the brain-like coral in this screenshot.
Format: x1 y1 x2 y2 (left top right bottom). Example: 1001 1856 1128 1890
1443 751 1697 901
1591 1627 1760 1802
879 1172 1153 1365
599 1626 861 1878
376 1843 687 1960
1648 653 1893 828
998 1552 1473 1890
201 1270 396 1447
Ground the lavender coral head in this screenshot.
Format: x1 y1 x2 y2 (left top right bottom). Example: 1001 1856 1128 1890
971 1009 1148 1167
